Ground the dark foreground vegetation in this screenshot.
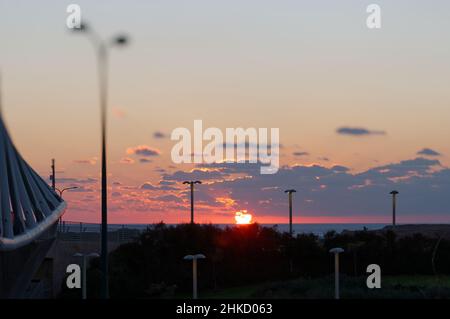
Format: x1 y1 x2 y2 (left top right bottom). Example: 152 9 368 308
60 223 450 298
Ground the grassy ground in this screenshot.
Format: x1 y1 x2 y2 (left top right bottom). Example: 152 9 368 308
198 275 450 299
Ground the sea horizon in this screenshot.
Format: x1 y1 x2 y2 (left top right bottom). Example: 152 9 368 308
60 222 394 237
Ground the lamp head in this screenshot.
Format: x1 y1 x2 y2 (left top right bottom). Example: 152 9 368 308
113 35 128 46
329 247 344 254
72 22 88 33
284 189 297 194
184 254 206 260
390 190 399 195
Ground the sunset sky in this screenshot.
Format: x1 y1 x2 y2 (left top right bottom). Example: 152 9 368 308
1 0 450 224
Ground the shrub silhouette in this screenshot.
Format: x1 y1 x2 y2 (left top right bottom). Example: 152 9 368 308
59 223 450 298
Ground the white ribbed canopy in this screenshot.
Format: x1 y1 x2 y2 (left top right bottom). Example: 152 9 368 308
0 114 66 251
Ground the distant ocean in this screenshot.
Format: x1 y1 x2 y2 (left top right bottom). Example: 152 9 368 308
61 222 387 238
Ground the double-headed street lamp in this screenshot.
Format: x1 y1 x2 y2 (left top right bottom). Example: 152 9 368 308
183 180 202 224
284 189 297 236
72 23 129 299
184 254 206 299
390 190 399 230
73 252 100 299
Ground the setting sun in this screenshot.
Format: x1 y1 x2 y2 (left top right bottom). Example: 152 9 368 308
235 210 253 225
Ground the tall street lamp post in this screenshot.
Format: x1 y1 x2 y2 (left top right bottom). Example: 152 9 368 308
72 23 128 298
390 190 399 230
183 181 202 224
284 189 297 236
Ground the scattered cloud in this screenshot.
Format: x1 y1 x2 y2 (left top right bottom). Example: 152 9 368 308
55 177 97 184
336 127 386 136
159 157 450 218
120 157 135 164
139 182 178 191
417 148 441 157
73 157 97 165
112 108 127 119
154 194 184 203
67 186 93 193
153 131 168 139
139 158 152 163
159 180 176 186
140 182 158 190
293 151 309 157
126 145 161 157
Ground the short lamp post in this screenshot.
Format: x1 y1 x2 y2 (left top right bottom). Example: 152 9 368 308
73 252 100 299
329 247 344 299
184 254 206 299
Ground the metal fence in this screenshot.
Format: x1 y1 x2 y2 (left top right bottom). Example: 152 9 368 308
57 221 143 243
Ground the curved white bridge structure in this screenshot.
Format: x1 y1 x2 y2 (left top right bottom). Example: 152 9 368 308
0 114 66 251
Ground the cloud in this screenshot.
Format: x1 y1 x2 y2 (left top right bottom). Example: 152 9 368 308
126 145 161 157
221 141 283 152
153 194 184 203
139 158 152 163
73 158 97 165
112 108 126 119
160 157 450 218
120 157 135 164
293 151 309 157
153 131 168 139
140 181 179 192
55 177 97 184
66 186 93 193
336 127 386 136
159 180 176 186
417 148 441 157
163 168 228 182
140 182 158 190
